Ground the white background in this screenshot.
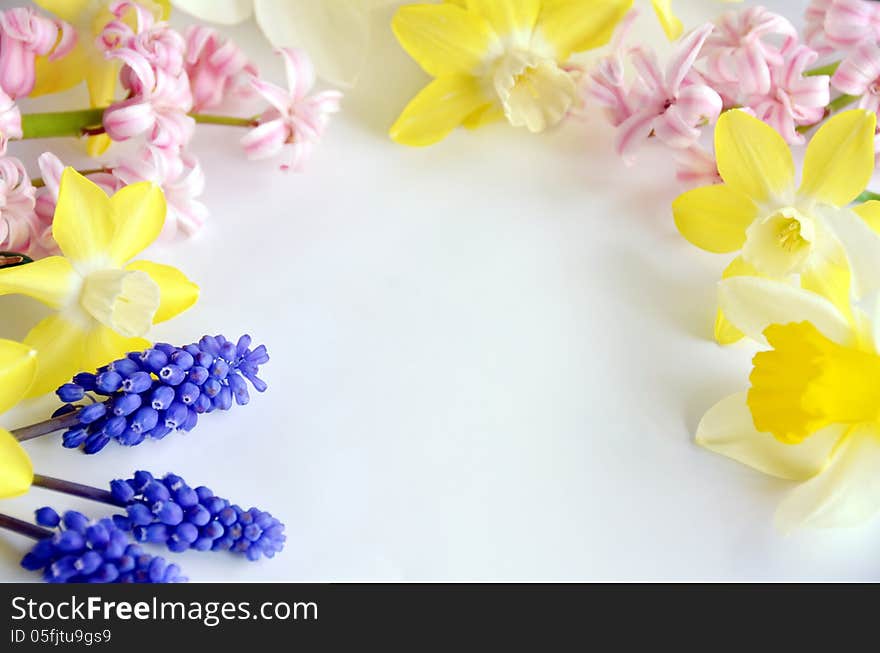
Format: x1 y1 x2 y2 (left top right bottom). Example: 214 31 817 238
2 0 879 582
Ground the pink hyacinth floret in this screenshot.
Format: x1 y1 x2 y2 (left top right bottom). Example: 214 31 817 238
832 41 880 113
805 0 880 55
0 89 21 155
114 146 207 239
701 6 797 99
0 156 54 258
674 146 722 188
242 48 342 171
185 25 258 112
0 6 75 99
744 39 829 144
604 24 722 164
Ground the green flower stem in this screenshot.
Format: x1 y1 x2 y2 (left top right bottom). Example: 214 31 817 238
805 61 840 77
855 191 880 204
20 108 257 139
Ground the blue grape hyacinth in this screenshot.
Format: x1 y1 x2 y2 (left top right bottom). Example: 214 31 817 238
20 508 187 583
110 471 286 561
54 335 268 454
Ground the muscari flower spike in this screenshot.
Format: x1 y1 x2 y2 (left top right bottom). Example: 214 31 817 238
54 334 268 454
109 471 285 561
21 508 187 583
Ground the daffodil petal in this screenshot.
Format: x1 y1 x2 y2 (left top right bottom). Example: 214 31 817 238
714 109 795 204
108 181 166 265
800 109 876 207
650 0 683 40
0 339 36 414
392 4 498 77
33 0 91 20
32 43 87 97
468 0 540 48
714 256 757 345
85 63 120 157
53 168 114 266
853 200 880 234
672 184 757 253
0 428 33 499
170 0 254 23
0 256 78 310
462 102 504 129
718 276 853 345
800 251 852 321
126 260 199 324
697 392 842 481
818 204 880 301
390 75 489 146
536 0 633 60
23 314 86 399
776 425 880 531
82 326 149 376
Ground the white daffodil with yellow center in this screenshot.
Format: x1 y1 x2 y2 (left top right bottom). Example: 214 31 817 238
0 168 199 397
32 0 170 155
698 276 880 530
390 0 631 146
673 109 880 343
0 340 37 498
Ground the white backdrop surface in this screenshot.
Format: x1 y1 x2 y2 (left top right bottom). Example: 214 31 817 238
1 0 879 582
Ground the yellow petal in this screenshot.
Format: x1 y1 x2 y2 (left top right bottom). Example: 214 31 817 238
650 0 683 40
467 0 540 45
392 4 498 77
126 260 200 324
800 110 876 207
0 339 37 414
536 0 633 59
715 109 795 204
0 429 33 499
108 182 166 265
696 392 841 481
82 326 149 376
33 0 91 20
390 75 490 146
53 168 115 266
672 184 757 253
86 63 121 157
463 102 504 129
714 256 757 345
800 254 852 322
23 314 86 399
853 200 880 234
0 256 79 310
32 43 87 97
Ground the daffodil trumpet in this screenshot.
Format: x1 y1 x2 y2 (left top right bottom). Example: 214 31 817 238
18 107 258 140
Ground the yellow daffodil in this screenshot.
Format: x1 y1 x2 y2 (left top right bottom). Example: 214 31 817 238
673 109 879 344
698 276 880 530
0 340 37 498
0 168 199 398
390 0 632 146
650 0 742 40
32 0 170 155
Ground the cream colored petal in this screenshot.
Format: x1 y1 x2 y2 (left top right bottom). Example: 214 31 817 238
697 392 842 481
816 205 880 301
776 425 880 531
718 276 853 345
171 0 254 24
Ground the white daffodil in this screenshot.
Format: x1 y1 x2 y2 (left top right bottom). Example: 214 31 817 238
697 275 880 530
171 0 397 87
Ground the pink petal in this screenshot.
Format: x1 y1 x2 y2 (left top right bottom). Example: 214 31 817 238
666 23 715 94
613 110 657 164
250 77 291 115
278 47 315 101
653 105 701 149
241 118 288 160
832 41 880 96
103 98 155 141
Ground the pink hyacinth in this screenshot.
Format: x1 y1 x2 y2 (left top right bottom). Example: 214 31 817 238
745 40 829 144
242 48 342 171
832 41 880 113
0 156 51 258
674 146 722 188
805 0 880 55
587 10 639 127
114 146 207 238
99 1 184 75
0 7 75 99
701 7 797 98
611 24 722 163
185 26 257 112
0 89 21 155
